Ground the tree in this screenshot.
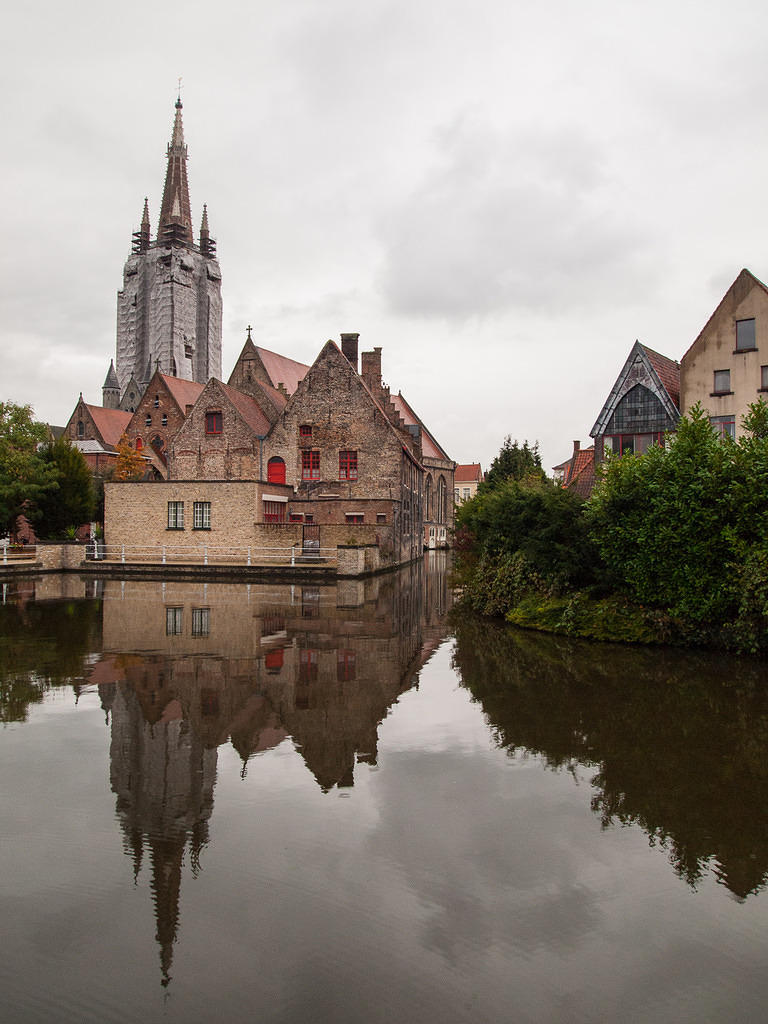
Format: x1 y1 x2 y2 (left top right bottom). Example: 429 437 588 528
484 437 545 489
36 437 95 538
113 433 146 482
0 402 58 536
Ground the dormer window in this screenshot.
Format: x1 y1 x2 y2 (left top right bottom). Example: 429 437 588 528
205 411 222 434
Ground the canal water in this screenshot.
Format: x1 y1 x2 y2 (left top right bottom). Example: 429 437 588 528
1 557 767 1023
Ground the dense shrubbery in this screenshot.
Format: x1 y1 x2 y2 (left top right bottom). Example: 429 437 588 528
456 407 768 653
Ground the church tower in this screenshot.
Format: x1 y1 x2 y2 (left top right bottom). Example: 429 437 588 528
113 98 222 400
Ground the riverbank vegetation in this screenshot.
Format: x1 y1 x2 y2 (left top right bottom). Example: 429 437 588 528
455 404 768 653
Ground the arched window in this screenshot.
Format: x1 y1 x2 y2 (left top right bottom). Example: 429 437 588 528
151 435 164 454
77 420 84 438
267 456 286 484
135 436 143 451
437 476 446 525
425 476 433 521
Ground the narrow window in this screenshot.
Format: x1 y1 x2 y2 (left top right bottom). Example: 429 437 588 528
165 607 183 636
193 501 211 530
77 420 84 438
299 424 312 438
339 450 358 480
153 395 160 408
337 650 356 682
302 450 320 481
263 500 286 523
191 607 210 637
167 501 184 529
299 649 318 682
135 436 143 450
145 414 152 427
161 414 168 426
713 369 731 394
761 365 768 390
736 318 756 351
205 411 223 434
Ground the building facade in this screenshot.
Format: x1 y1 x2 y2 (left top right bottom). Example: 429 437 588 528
680 268 768 439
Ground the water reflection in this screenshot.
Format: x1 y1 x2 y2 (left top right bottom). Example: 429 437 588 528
73 555 449 985
452 616 768 901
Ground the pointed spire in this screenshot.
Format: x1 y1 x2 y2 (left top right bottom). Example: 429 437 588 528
158 97 192 246
103 359 120 390
199 203 216 258
132 198 151 254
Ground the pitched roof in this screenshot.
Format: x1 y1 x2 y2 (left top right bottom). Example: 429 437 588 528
159 374 206 413
85 405 132 447
219 382 273 436
455 463 482 483
640 345 680 409
390 393 451 461
562 446 595 498
681 268 768 363
255 346 309 395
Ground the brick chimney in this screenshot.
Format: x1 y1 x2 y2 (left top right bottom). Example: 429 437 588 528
361 347 382 391
340 333 359 372
573 440 581 454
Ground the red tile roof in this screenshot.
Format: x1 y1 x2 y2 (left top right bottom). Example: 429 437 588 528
640 345 680 409
220 382 273 436
159 374 206 413
563 446 595 498
255 347 309 395
455 463 482 483
86 405 132 447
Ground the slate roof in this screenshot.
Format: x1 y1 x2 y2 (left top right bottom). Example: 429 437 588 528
86 405 132 447
455 463 482 483
255 346 310 395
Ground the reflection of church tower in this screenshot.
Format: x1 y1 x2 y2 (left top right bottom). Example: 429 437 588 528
109 97 223 406
107 683 217 986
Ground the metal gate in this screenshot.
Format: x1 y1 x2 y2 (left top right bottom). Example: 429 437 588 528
302 523 320 557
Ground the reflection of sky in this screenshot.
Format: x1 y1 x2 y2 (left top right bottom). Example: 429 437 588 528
2 648 768 1022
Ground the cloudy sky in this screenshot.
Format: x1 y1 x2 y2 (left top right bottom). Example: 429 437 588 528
3 0 768 470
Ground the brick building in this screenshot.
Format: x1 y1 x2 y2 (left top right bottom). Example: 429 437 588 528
454 463 483 503
121 370 205 477
63 396 132 473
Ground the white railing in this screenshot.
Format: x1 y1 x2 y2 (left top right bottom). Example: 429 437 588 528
1 541 36 564
85 542 337 567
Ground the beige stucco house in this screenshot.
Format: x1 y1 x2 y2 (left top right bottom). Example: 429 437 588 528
681 269 768 439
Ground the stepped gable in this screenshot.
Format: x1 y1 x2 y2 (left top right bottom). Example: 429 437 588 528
390 392 451 461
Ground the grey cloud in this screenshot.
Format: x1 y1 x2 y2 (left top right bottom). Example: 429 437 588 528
377 119 659 320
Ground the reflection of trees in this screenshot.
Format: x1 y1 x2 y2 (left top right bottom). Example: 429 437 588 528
452 616 768 900
0 591 102 722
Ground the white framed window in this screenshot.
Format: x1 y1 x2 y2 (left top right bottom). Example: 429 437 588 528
167 501 184 529
193 501 211 530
